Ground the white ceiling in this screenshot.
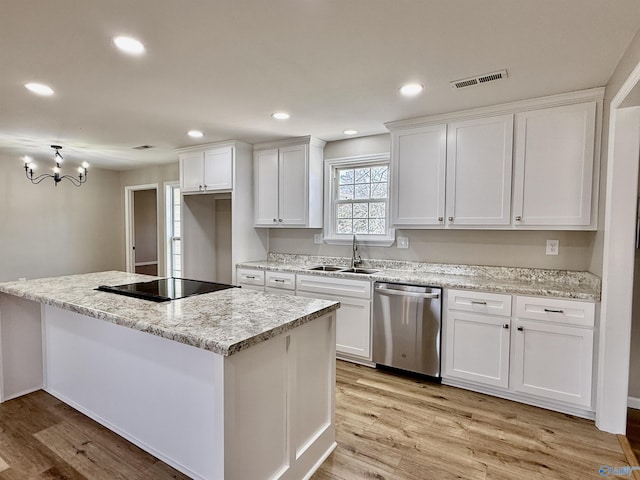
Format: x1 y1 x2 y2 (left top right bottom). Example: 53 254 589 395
2 0 640 170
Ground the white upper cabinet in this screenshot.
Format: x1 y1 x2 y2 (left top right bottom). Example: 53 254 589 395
180 146 233 193
512 101 597 227
253 136 325 228
446 115 513 226
391 124 447 226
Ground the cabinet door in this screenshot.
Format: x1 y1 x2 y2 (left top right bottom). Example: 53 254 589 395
180 152 204 193
512 320 593 407
279 144 308 226
297 291 371 360
512 102 596 226
444 311 510 388
203 146 233 191
254 149 280 226
446 115 513 226
391 124 447 227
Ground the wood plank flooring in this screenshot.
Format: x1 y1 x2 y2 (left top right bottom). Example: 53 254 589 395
0 360 634 479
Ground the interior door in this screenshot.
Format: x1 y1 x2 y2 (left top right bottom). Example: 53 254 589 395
129 188 158 275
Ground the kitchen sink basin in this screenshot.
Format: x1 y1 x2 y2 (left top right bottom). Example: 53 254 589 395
306 265 345 272
339 268 379 275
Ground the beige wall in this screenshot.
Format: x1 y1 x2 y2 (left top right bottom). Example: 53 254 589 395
269 134 596 271
0 153 124 282
119 163 179 276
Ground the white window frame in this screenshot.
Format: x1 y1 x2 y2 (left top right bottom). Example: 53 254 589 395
323 153 395 246
164 182 182 278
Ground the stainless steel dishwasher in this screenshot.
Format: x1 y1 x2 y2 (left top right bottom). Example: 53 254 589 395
373 282 442 378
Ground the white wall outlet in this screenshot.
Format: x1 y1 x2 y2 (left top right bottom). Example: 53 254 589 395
546 239 559 256
18 277 26 282
313 233 323 244
397 237 409 249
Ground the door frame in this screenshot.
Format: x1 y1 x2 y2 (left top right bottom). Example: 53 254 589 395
124 184 161 274
598 60 640 433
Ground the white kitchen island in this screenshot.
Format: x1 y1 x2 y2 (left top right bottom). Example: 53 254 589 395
0 271 339 480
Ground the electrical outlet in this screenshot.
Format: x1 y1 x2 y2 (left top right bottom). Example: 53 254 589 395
18 277 26 281
397 237 409 249
546 239 559 256
313 233 323 244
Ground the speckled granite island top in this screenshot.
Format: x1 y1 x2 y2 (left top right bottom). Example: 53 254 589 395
0 271 339 356
237 254 601 301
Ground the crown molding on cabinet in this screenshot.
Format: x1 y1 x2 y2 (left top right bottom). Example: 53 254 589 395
253 135 326 151
385 87 605 131
175 139 252 155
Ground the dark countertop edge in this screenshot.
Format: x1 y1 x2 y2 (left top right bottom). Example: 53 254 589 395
235 263 601 302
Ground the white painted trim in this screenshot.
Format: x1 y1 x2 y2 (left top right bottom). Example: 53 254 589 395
164 181 180 278
597 57 640 434
629 396 640 410
124 184 161 275
133 261 158 267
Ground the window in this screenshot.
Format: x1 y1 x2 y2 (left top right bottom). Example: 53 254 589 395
324 154 394 245
165 183 182 277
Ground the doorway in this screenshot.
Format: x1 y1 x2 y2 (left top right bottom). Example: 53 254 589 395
125 184 161 276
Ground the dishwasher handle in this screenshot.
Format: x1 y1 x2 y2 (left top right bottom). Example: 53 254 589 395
375 285 440 299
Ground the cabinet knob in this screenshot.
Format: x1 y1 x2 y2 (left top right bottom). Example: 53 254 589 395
278 219 283 223
515 216 522 221
503 324 509 329
438 216 443 222
273 218 277 223
448 216 454 222
199 185 203 191
517 326 524 331
203 184 207 189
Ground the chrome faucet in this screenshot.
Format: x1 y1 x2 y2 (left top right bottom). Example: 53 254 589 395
351 234 363 268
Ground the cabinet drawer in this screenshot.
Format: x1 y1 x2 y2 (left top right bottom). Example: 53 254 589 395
447 289 512 317
266 271 296 291
237 269 264 286
515 296 595 328
296 274 371 300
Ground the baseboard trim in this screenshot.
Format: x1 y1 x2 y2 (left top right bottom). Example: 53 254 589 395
629 397 640 410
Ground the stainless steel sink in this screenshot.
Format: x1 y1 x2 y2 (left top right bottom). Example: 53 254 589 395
306 265 345 272
339 268 379 275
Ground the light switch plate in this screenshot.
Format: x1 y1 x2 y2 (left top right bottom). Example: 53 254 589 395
313 233 323 244
397 237 409 249
546 239 559 255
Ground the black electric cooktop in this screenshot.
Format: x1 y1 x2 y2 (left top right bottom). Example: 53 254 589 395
96 278 239 302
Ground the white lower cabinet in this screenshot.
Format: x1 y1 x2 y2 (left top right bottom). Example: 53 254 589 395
296 274 372 361
236 268 265 291
265 271 296 295
444 289 596 416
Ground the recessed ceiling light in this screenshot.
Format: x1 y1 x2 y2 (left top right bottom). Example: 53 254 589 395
187 130 204 138
399 83 424 96
113 36 145 55
24 82 54 96
343 129 358 135
272 112 290 120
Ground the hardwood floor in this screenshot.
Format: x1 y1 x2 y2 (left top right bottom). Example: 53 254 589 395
627 408 640 461
0 361 634 479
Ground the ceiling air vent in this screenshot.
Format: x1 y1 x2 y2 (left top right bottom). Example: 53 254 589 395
450 69 508 89
133 145 155 150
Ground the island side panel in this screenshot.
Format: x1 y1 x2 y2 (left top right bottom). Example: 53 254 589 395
0 293 44 401
42 304 225 480
224 311 337 480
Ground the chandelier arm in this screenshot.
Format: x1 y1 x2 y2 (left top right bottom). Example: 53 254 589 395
27 173 57 185
59 174 84 187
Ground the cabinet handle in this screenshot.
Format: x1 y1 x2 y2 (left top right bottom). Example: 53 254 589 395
245 275 256 279
544 308 564 314
515 216 522 221
503 324 509 329
448 216 454 222
274 279 286 283
438 216 443 222
471 300 487 305
517 326 524 331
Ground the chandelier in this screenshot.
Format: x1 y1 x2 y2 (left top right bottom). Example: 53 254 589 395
24 145 89 187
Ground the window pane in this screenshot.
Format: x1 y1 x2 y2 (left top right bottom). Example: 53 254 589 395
173 205 181 220
369 218 385 234
339 169 354 185
337 219 352 234
339 185 354 200
174 223 181 237
371 166 388 183
354 183 370 199
369 202 385 218
337 203 353 219
354 168 371 184
353 203 368 218
353 219 368 234
371 182 388 199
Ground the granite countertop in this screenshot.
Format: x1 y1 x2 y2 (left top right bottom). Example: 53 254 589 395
237 254 601 301
0 271 339 356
